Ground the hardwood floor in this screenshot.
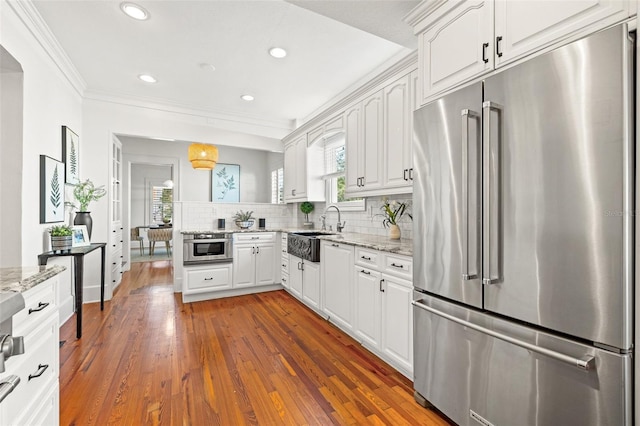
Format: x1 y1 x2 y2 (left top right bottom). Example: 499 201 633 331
60 260 450 425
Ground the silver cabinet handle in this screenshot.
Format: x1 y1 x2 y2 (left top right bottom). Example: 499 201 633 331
482 101 503 285
412 300 596 371
0 375 19 403
461 108 480 281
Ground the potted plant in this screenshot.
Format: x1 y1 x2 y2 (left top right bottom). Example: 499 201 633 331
49 224 73 253
300 202 314 229
233 210 255 229
66 179 106 239
377 198 412 240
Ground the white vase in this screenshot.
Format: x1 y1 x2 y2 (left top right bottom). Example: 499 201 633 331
389 224 401 240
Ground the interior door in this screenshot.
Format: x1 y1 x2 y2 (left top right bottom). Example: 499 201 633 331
413 82 483 308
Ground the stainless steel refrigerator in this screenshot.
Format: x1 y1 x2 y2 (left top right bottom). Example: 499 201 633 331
412 23 633 426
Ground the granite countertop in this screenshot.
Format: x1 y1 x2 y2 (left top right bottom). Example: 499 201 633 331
0 265 66 294
315 232 413 256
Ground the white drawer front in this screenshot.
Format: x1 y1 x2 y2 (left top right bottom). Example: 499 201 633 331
281 272 289 289
13 279 57 337
383 254 413 280
184 265 233 294
281 256 289 274
234 232 275 243
355 247 380 269
1 319 58 422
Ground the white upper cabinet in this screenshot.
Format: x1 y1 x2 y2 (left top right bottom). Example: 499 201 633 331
283 135 325 203
418 0 494 104
410 0 630 105
345 104 362 194
494 0 630 67
383 73 413 189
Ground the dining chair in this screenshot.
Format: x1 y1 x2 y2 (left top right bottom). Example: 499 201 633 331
131 227 144 254
147 228 172 256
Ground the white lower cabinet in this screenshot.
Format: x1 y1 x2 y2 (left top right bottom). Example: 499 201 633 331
288 255 321 311
354 266 381 348
322 241 355 331
233 233 277 288
380 273 413 374
0 275 60 425
183 263 233 295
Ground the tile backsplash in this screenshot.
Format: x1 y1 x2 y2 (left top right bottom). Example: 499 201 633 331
177 195 413 239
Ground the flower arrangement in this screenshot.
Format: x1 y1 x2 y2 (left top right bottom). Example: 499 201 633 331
67 179 107 211
378 198 412 228
49 224 73 236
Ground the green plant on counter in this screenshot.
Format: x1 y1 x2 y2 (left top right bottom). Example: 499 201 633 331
377 198 412 228
49 225 73 236
233 210 254 222
300 202 314 222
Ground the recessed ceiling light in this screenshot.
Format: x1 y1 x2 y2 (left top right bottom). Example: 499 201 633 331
198 63 216 72
241 94 254 101
120 2 149 20
269 47 287 59
138 74 157 83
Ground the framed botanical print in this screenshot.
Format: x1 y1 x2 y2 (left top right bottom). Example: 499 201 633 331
40 155 65 223
211 163 240 203
62 125 79 184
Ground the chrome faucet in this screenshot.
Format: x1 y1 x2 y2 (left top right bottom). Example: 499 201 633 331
324 205 345 232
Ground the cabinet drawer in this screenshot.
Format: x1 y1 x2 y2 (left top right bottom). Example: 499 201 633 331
183 264 233 295
281 256 289 274
1 318 58 423
17 381 59 426
13 278 57 337
234 232 275 243
355 247 381 269
382 254 413 280
110 227 123 247
281 272 289 289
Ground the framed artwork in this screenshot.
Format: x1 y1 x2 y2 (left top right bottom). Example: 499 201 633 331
40 155 65 223
62 126 79 184
211 163 240 203
71 225 90 247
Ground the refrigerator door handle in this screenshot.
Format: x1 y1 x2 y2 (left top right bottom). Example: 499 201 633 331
482 101 502 285
461 108 480 281
412 299 596 371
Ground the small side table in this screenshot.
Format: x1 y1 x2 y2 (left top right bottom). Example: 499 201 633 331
38 243 106 338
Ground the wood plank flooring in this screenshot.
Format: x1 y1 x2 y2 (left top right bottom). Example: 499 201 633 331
60 260 450 425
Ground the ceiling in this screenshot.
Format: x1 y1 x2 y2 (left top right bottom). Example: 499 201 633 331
32 0 419 140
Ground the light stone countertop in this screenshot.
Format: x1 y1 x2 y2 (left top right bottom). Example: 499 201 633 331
180 228 412 256
0 265 67 294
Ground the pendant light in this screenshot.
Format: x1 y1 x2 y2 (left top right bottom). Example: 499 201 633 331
188 143 218 170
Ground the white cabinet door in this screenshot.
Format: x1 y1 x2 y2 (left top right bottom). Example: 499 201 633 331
289 255 303 299
302 260 320 310
294 136 308 199
322 242 355 331
419 0 494 104
283 142 296 202
345 104 361 193
255 242 276 286
361 90 384 191
381 274 413 373
494 0 629 67
354 267 381 349
383 73 412 189
233 245 256 288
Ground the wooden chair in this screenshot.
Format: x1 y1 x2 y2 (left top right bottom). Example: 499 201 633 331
131 227 144 254
147 228 172 256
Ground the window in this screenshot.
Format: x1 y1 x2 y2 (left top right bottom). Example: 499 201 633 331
151 186 173 224
271 167 284 204
323 134 364 210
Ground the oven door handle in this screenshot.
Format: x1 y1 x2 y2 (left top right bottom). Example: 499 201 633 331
189 239 230 243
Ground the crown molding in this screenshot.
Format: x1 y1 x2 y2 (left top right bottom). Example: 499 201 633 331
282 50 418 144
8 0 86 96
403 0 449 30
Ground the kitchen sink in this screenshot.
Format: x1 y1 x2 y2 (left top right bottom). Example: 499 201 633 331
287 232 335 262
